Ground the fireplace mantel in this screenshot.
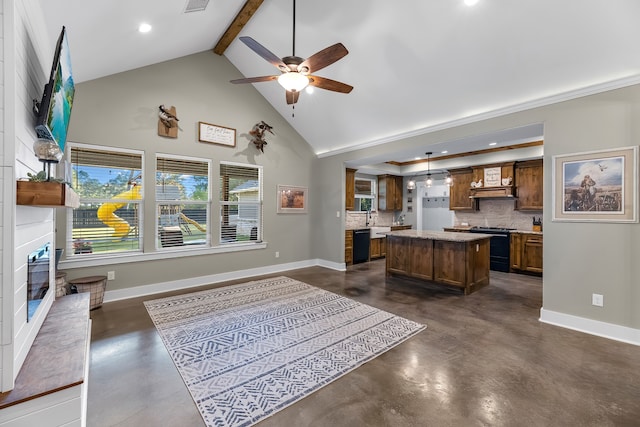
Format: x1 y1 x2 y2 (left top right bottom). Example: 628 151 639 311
16 181 79 208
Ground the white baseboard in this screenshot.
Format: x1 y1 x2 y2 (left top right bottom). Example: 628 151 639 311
103 258 345 303
540 308 640 346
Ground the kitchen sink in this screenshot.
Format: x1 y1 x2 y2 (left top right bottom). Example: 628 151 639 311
370 226 391 239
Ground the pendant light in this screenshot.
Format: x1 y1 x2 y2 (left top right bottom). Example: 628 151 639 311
445 173 453 186
425 152 433 188
406 176 416 190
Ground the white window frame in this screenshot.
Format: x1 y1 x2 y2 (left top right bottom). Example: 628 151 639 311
354 177 377 211
219 161 263 245
67 143 144 258
155 153 212 250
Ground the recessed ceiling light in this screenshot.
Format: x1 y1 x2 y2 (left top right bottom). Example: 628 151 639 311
441 150 448 154
489 142 497 146
464 0 479 6
414 156 422 160
139 23 152 33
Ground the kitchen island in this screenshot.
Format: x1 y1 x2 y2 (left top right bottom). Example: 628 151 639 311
385 230 492 295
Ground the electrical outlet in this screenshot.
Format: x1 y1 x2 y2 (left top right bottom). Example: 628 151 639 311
336 211 340 218
107 271 115 281
592 293 604 307
275 251 280 258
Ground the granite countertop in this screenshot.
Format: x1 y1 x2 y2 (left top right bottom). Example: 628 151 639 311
443 226 543 235
385 229 493 242
510 230 543 235
345 224 412 231
443 226 474 231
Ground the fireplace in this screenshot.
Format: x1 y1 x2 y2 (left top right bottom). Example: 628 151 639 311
27 243 51 322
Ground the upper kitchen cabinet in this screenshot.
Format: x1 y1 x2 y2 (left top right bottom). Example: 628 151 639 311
345 168 356 210
378 174 403 211
514 159 543 211
449 168 478 211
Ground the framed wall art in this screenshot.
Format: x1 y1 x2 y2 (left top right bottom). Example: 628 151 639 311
277 185 308 213
552 146 638 223
198 122 236 147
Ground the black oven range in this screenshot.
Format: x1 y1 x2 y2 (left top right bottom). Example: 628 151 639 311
468 227 515 273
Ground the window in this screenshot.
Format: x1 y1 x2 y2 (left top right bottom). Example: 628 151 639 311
354 177 376 211
219 162 262 244
69 144 143 256
156 155 211 249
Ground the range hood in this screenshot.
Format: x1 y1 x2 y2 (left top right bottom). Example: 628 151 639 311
469 186 517 199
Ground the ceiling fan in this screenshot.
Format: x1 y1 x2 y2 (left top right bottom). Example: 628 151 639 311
230 0 353 107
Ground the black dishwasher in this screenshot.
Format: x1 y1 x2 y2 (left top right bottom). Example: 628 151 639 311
353 229 371 264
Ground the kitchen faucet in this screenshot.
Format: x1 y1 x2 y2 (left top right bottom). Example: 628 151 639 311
366 210 371 226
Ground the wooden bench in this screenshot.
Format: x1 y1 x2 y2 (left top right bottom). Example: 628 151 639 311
0 293 91 425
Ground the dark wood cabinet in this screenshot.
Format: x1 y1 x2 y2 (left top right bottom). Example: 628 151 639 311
449 168 478 211
345 168 356 210
345 230 353 265
510 232 542 274
378 175 403 211
370 237 385 259
522 234 543 273
409 238 434 281
433 239 490 289
510 232 522 271
515 159 543 210
386 233 490 295
386 235 411 275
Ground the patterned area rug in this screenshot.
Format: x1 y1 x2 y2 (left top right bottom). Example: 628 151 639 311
144 276 426 427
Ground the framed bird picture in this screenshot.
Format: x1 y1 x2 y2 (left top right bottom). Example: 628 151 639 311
198 122 236 147
552 146 638 223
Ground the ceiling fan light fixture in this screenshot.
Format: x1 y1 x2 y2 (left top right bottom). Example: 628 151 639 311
277 72 309 92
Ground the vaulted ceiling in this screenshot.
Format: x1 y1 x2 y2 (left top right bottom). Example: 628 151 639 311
38 0 640 166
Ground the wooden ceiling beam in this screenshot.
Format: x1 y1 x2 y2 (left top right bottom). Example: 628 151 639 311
387 140 544 166
213 0 264 55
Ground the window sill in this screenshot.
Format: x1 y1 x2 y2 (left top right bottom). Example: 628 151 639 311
59 241 268 270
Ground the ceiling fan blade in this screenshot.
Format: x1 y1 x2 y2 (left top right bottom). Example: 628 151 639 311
230 75 278 84
286 90 300 105
239 36 288 71
298 43 349 74
308 75 353 93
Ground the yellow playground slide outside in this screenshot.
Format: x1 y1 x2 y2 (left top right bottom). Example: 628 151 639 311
97 185 142 239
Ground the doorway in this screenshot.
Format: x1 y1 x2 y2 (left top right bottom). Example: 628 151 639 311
415 181 454 231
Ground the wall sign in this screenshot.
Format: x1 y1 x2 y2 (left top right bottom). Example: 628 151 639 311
198 122 236 147
484 166 502 187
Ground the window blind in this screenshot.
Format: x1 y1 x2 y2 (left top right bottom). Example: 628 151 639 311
219 162 262 244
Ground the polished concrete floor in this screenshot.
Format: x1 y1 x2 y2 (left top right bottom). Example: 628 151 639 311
88 260 640 426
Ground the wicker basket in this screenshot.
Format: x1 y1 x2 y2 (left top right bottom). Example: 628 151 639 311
69 275 107 310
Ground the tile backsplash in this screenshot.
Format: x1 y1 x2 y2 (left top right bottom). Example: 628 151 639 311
454 199 543 231
345 210 396 228
346 199 542 231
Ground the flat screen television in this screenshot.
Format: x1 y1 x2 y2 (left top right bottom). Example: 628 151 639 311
35 26 75 155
